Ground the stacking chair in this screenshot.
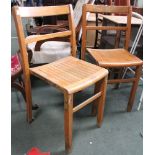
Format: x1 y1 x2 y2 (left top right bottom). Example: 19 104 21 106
12 5 108 152
81 4 143 112
27 0 95 65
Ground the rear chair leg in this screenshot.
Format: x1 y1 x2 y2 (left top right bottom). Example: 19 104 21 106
114 67 125 89
24 77 33 123
91 76 108 127
127 65 142 112
64 93 73 153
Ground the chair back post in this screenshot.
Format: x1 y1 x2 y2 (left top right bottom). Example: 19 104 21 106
12 6 33 122
81 4 132 60
68 4 77 57
81 4 87 60
125 6 132 50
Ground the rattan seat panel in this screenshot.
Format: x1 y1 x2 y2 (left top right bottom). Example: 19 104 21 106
87 48 143 67
30 56 108 93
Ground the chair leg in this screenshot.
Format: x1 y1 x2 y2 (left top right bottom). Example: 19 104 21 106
91 76 108 127
24 76 33 123
64 93 73 153
97 76 108 127
18 75 39 110
114 67 125 89
12 82 26 100
94 13 99 48
91 81 101 116
127 65 142 112
114 30 121 48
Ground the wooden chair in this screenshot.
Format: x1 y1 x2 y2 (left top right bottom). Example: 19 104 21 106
27 0 95 65
81 4 143 112
12 5 108 152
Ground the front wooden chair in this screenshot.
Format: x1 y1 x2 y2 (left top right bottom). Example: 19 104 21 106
82 4 143 113
12 5 108 152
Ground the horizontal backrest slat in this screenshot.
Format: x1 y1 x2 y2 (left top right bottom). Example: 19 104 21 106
18 5 70 17
86 26 127 31
84 4 130 14
25 31 72 44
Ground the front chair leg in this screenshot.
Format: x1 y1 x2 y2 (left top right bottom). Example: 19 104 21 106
64 93 73 153
127 65 142 112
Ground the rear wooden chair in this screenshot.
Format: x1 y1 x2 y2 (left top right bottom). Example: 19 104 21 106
81 4 143 112
12 5 108 152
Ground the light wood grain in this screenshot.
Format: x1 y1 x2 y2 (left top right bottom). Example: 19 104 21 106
18 5 70 17
64 93 73 153
73 92 101 113
82 4 143 112
12 4 74 123
12 5 108 152
12 6 33 123
30 56 108 94
81 4 131 59
86 25 127 31
25 31 71 44
85 5 130 14
87 48 143 67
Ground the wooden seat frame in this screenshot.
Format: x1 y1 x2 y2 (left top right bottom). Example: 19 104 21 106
12 5 108 152
81 4 143 112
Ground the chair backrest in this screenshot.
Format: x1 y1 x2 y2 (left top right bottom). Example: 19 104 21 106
12 5 76 79
81 4 132 59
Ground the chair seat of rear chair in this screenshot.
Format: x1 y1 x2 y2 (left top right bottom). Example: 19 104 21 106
87 48 143 68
